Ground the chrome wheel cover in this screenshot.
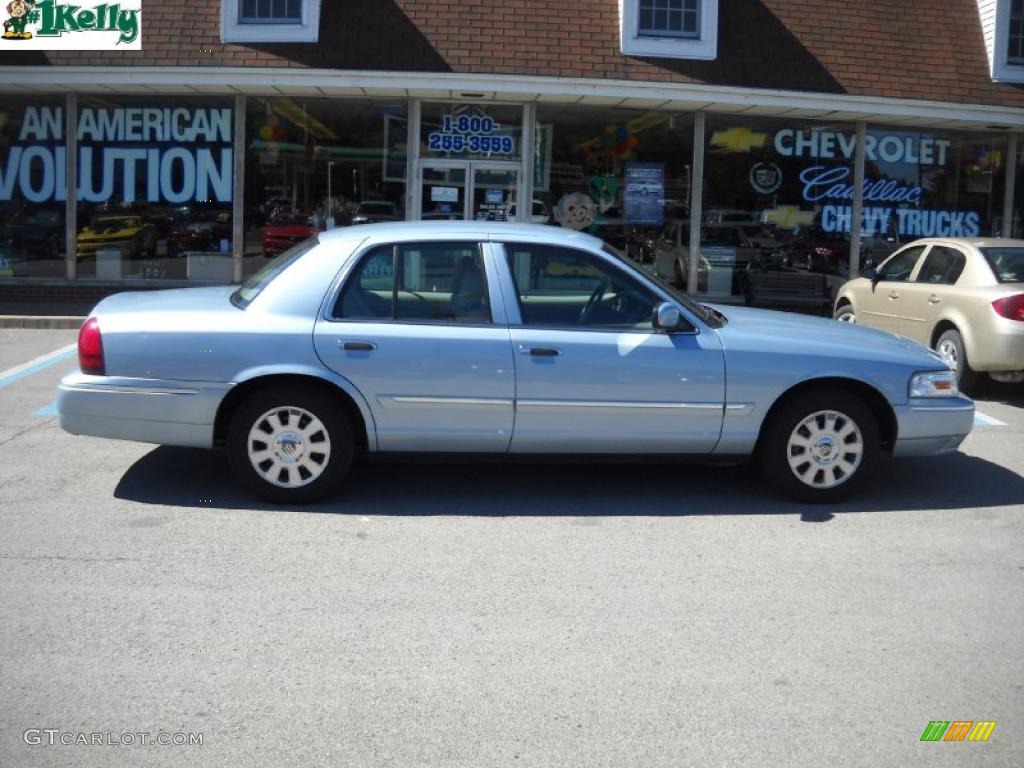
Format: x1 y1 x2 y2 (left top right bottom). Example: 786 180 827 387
937 339 959 371
786 410 863 490
836 309 856 324
247 406 331 488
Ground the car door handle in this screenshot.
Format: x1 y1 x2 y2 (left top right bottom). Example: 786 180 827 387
888 290 900 300
339 341 376 351
928 295 941 304
522 346 561 357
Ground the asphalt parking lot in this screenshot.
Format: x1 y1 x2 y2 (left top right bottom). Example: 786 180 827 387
1 328 1022 767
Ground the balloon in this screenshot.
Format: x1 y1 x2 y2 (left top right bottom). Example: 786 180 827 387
617 126 630 142
626 135 639 149
259 125 273 141
273 127 287 141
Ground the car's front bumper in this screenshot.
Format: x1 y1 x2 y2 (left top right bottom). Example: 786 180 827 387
891 396 975 457
58 371 233 449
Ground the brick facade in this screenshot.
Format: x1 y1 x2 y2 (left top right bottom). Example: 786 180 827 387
2 0 1023 108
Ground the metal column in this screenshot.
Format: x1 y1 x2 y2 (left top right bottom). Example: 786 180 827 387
687 111 705 296
65 93 77 281
849 121 867 279
232 94 246 284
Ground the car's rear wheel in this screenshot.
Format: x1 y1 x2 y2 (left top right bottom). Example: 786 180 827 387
935 328 977 391
759 388 880 503
227 385 353 503
833 303 856 323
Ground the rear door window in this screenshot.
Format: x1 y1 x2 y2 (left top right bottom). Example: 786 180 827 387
915 246 965 285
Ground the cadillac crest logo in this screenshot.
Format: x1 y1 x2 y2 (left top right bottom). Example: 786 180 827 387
749 161 783 195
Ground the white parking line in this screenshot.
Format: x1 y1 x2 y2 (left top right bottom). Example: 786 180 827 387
0 344 77 390
974 411 1008 427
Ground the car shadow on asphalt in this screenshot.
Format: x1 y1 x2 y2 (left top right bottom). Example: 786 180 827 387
114 447 1024 523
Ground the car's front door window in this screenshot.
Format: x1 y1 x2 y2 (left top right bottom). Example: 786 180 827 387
877 245 926 282
503 244 660 330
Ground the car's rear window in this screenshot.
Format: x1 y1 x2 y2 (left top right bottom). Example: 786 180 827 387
981 247 1024 283
231 238 318 309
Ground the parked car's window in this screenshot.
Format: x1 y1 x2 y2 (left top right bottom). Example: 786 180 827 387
231 238 318 309
337 242 491 323
915 246 965 285
877 245 926 282
981 247 1024 283
504 244 659 330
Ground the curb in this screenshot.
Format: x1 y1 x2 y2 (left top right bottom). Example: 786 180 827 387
0 316 86 330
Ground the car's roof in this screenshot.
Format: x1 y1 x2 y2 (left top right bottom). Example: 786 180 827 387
906 237 1024 248
318 220 605 248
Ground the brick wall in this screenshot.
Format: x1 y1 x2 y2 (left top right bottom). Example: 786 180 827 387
2 0 1023 107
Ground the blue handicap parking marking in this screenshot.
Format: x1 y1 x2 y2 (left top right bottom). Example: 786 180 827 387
0 345 77 391
34 401 58 417
974 411 1007 427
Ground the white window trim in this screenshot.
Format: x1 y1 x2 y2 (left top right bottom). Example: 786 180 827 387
221 0 321 43
620 0 718 60
992 0 1024 82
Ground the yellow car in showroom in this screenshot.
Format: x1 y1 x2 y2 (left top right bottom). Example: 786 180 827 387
76 215 157 261
834 238 1024 388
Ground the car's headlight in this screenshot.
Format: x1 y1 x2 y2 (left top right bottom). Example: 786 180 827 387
909 371 959 398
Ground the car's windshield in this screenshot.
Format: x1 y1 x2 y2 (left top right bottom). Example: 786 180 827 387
980 247 1024 283
231 238 318 308
601 244 724 328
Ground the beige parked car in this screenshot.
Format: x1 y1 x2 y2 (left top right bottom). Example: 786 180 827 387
833 238 1024 388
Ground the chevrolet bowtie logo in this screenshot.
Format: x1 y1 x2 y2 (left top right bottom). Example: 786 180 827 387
710 126 768 153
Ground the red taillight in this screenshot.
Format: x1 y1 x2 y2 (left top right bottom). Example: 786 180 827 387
78 317 105 375
992 294 1024 321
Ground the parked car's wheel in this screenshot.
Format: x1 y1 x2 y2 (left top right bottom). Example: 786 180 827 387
759 388 880 503
833 303 856 324
227 384 353 503
935 328 977 390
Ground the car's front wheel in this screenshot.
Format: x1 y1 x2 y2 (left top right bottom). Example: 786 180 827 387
759 388 880 503
833 303 856 323
227 384 353 503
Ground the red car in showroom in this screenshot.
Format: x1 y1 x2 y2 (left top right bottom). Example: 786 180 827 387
167 209 233 257
261 212 323 257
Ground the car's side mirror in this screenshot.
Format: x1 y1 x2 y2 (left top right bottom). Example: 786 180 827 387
653 302 685 332
862 265 878 282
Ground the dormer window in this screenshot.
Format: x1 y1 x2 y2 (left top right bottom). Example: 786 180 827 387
638 0 700 39
620 0 718 60
1009 0 1024 62
221 0 321 42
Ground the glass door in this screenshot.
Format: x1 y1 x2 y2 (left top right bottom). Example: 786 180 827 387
470 165 519 222
417 161 520 221
419 163 468 220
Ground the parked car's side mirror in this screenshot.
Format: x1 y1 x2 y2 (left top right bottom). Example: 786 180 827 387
861 265 878 282
653 302 685 332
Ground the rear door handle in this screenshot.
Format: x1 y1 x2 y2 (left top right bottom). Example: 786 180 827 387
522 346 561 357
888 291 900 300
340 341 377 351
928 295 941 304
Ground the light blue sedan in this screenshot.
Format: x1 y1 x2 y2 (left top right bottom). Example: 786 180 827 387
58 222 974 503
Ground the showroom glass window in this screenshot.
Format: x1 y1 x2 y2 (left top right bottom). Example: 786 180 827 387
0 97 67 278
76 96 235 281
702 115 857 299
536 103 694 271
244 98 407 276
866 125 1007 245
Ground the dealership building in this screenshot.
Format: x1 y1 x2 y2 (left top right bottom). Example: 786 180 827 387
1 0 1024 309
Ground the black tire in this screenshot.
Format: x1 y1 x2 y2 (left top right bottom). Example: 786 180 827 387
934 328 977 391
759 388 881 503
833 303 856 324
226 384 353 503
